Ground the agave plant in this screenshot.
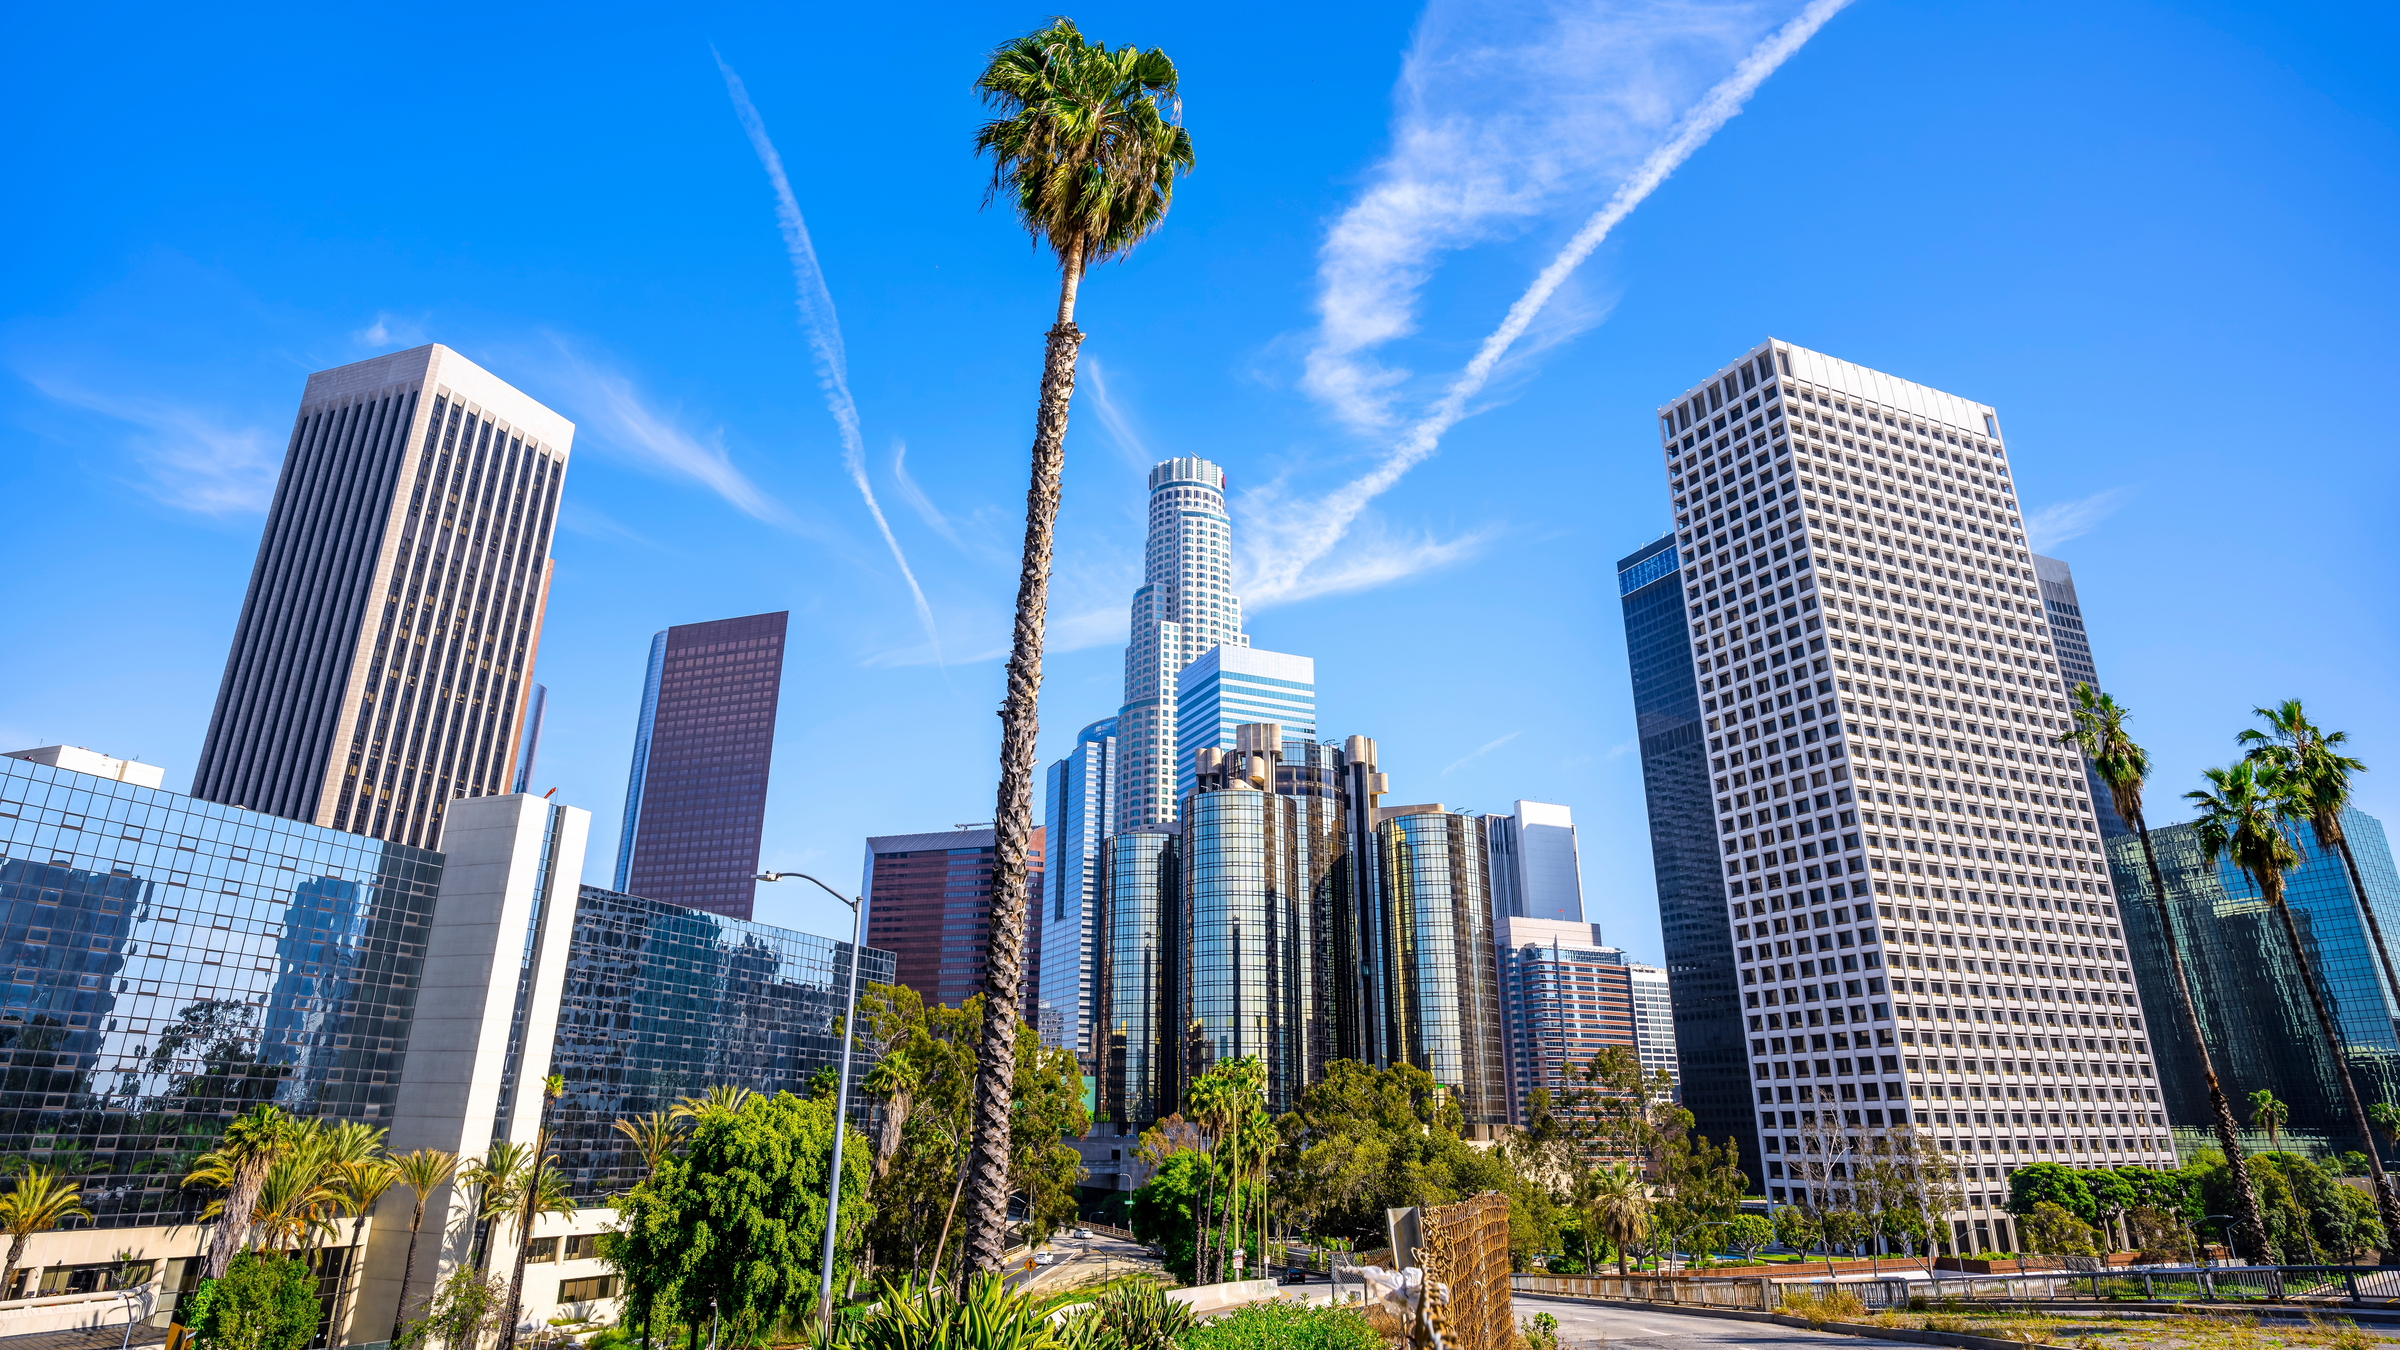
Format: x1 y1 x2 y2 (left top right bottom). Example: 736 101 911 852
1054 1282 1190 1350
839 1273 1059 1350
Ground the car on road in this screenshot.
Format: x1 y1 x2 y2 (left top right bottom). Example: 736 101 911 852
1074 1228 1091 1239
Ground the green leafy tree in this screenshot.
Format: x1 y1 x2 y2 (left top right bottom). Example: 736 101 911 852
2085 1168 2137 1251
613 1089 872 1346
2062 685 2268 1259
1772 1205 1821 1260
2021 1202 2097 1259
1724 1213 1775 1264
2006 1162 2097 1227
958 14 1196 1276
2193 758 2400 1241
190 1249 321 1350
394 1269 503 1350
1127 1149 1211 1284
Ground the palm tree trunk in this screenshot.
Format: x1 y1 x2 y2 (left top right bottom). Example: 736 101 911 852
930 1144 971 1292
2332 830 2400 1217
390 1202 428 1345
962 252 1087 1278
2128 810 2271 1261
2258 867 2400 1241
3 1232 24 1303
208 1163 268 1279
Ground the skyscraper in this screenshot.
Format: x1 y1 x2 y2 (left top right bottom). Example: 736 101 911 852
1616 532 1749 1155
1650 340 2166 1238
192 345 570 847
1173 645 1316 803
510 684 548 796
2113 806 2400 1156
615 612 788 918
1493 916 1629 1127
862 825 1042 1011
1629 961 1680 1090
1115 458 1250 829
2032 555 2129 838
1484 801 1587 921
1377 805 1509 1138
1041 719 1117 1058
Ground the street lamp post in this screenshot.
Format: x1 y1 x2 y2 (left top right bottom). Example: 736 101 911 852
757 871 868 1344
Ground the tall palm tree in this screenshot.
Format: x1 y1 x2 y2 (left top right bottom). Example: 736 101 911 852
1587 1164 1648 1276
388 1149 460 1345
498 1075 569 1350
2242 702 2398 1043
0 1168 90 1298
610 1112 681 1188
959 17 1194 1275
188 1104 293 1278
247 1126 344 1252
330 1153 398 1346
2059 685 2269 1260
462 1141 532 1273
668 1084 751 1124
2190 759 2400 1241
2248 1090 2288 1153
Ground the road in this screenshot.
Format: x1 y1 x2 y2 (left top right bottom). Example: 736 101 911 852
1004 1230 1162 1297
1511 1297 1923 1348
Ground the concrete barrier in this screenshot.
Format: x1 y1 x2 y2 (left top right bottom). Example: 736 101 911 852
1165 1280 1282 1316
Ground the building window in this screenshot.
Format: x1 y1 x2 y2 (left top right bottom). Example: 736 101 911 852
525 1238 558 1264
558 1275 621 1303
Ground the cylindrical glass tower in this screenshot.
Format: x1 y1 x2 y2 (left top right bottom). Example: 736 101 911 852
1378 810 1508 1136
1179 786 1313 1116
1099 827 1177 1130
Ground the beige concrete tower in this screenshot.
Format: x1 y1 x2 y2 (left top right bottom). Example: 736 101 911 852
192 345 572 848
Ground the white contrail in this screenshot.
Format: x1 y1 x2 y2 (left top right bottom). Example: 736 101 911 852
715 50 943 663
1254 0 1851 601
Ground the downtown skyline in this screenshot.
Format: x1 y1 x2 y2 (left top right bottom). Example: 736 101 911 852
4 0 2396 955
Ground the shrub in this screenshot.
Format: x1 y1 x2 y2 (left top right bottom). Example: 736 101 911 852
1181 1301 1380 1350
1052 1282 1192 1350
1781 1288 1865 1329
188 1251 321 1350
1521 1311 1561 1350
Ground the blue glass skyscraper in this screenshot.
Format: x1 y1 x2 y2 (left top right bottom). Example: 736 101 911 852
1041 718 1116 1059
1617 534 1751 1156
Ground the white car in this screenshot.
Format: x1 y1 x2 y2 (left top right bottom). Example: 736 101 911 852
1033 1248 1055 1265
1074 1228 1092 1240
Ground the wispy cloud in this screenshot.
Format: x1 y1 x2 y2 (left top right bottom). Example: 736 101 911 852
1259 0 1849 604
557 500 664 550
18 373 280 514
888 441 964 548
1080 356 1157 472
1442 731 1522 777
2026 487 2134 551
549 346 789 524
352 312 427 351
1240 504 1495 611
715 50 943 665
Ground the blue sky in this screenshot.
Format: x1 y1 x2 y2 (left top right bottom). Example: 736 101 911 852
4 1 2395 958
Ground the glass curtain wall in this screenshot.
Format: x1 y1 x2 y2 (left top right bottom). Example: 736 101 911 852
1178 789 1312 1116
1377 811 1507 1136
1097 829 1175 1130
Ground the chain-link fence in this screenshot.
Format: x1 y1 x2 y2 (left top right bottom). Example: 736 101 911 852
1423 1194 1515 1350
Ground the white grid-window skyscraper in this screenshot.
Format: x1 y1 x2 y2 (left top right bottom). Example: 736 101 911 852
1115 458 1249 829
1652 340 2168 1252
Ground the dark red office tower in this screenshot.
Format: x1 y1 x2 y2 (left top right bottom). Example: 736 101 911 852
861 825 1043 1012
615 611 788 919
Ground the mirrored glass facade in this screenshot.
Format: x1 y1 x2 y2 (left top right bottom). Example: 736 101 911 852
0 757 441 1228
546 884 894 1201
1177 789 1314 1115
1377 811 1506 1135
2115 807 2400 1153
1617 533 1752 1157
1097 829 1175 1129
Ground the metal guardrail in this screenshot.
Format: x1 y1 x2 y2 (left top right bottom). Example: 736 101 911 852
1513 1265 2400 1308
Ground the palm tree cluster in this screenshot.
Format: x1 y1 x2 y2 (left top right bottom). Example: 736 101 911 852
176 1083 580 1350
1182 1057 1271 1283
2062 688 2400 1256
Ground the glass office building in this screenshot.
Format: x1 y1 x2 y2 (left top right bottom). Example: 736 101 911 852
2114 807 2400 1154
1097 829 1175 1129
1616 534 1751 1154
0 756 441 1228
1177 780 1315 1116
546 884 895 1201
1377 810 1507 1136
1042 719 1117 1059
